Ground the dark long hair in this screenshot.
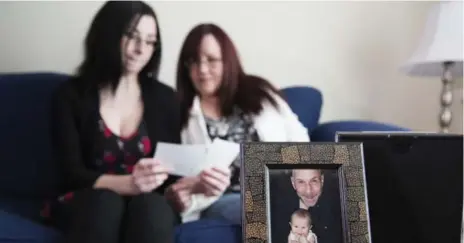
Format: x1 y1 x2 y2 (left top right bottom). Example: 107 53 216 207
176 23 281 128
77 1 162 92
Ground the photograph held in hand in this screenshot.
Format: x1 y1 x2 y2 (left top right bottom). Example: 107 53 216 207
153 138 239 177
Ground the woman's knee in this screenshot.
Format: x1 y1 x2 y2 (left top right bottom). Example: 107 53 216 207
127 192 178 225
66 189 126 243
79 188 121 199
129 192 174 213
70 189 126 221
123 192 178 243
73 188 125 212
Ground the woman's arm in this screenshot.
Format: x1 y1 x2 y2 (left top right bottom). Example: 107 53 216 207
181 193 221 222
51 83 137 195
152 82 184 194
93 174 139 195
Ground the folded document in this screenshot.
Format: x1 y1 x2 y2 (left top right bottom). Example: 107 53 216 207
153 139 240 177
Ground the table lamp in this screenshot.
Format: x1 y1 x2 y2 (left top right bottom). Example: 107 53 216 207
400 1 463 133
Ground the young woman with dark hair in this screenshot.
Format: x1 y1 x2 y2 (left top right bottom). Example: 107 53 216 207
51 1 180 242
165 23 309 225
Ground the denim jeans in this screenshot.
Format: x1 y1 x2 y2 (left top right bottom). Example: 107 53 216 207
201 192 241 225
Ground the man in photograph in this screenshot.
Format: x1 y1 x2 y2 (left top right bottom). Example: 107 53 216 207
270 169 343 243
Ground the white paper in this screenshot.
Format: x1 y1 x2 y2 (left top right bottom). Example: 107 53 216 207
153 139 240 177
205 139 241 169
153 143 207 177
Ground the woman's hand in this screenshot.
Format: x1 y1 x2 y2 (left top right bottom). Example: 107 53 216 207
165 167 231 212
165 177 198 212
132 158 170 193
197 167 231 197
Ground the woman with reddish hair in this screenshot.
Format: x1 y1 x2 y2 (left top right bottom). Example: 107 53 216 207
165 23 309 225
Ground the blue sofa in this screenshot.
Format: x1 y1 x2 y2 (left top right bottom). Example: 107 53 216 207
0 72 407 243
279 86 409 140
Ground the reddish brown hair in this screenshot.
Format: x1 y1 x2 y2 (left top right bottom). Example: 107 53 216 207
175 23 282 128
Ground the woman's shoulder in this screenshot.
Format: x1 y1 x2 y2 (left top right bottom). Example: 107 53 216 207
52 76 84 103
260 88 287 109
241 74 285 105
52 76 100 117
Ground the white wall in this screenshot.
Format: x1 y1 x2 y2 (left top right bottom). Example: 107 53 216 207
0 1 462 133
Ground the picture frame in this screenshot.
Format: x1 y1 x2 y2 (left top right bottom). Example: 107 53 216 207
241 142 371 243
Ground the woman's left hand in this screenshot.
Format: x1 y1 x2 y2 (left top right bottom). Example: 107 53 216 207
132 158 170 193
197 167 231 196
165 177 198 212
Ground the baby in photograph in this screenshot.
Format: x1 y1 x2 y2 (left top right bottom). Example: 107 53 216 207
288 209 318 243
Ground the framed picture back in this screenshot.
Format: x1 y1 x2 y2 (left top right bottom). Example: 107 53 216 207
337 132 463 243
241 142 371 243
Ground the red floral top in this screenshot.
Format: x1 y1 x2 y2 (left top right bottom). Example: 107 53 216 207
57 115 152 203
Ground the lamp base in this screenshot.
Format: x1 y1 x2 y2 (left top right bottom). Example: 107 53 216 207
439 62 454 133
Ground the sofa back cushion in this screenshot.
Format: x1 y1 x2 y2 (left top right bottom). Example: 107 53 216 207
280 86 323 133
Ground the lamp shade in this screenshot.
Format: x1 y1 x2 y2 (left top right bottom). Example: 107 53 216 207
401 1 463 77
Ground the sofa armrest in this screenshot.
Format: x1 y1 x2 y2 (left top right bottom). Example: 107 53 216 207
310 120 410 141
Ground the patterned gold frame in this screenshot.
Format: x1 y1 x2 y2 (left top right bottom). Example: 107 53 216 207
241 142 371 243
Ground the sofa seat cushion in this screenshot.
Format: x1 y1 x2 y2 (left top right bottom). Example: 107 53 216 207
0 195 50 224
0 211 241 243
0 210 62 243
175 219 241 243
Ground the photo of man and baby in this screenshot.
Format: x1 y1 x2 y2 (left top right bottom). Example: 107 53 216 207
288 209 318 243
269 169 344 243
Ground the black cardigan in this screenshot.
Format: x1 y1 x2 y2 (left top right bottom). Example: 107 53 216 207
51 77 181 194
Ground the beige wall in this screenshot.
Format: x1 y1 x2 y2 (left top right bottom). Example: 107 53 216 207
0 1 462 133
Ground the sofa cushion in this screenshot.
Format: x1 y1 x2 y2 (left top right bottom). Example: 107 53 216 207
175 219 241 243
0 210 241 243
0 196 47 224
0 73 69 199
0 210 62 243
281 86 323 133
